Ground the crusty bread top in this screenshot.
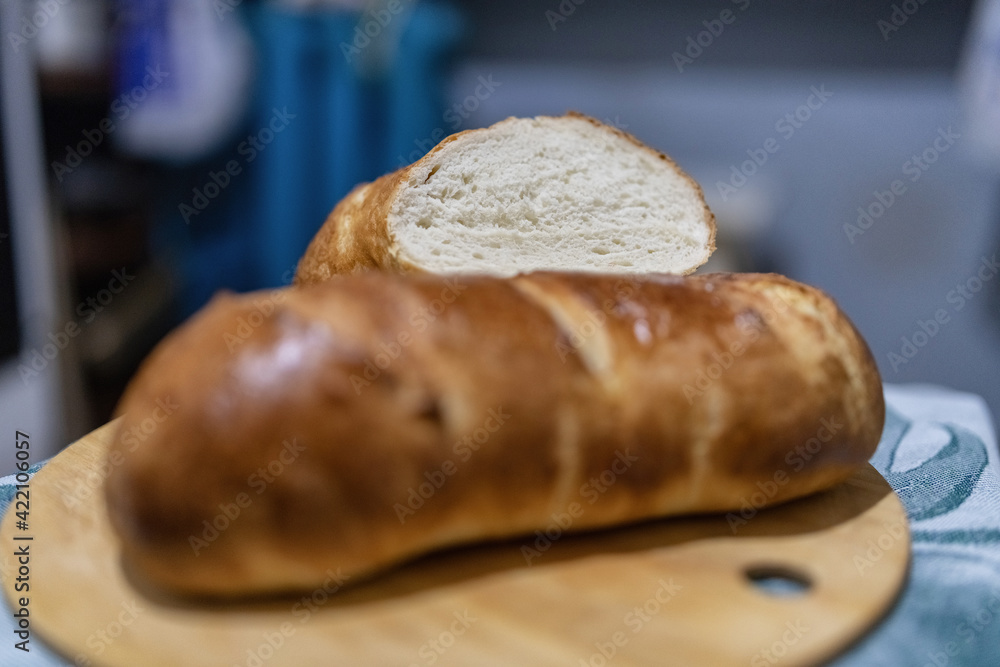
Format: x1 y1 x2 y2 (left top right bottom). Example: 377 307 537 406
105 271 883 596
295 113 716 283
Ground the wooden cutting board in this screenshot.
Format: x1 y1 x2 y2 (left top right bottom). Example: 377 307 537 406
1 420 909 666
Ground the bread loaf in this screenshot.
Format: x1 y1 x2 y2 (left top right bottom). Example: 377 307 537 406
294 113 716 283
105 270 884 597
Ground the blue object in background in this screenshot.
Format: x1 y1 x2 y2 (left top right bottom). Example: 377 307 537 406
130 1 464 315
236 1 464 299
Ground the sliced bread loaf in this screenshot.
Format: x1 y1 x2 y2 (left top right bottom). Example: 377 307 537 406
295 113 715 283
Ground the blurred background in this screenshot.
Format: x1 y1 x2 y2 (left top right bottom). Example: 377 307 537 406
1 0 998 465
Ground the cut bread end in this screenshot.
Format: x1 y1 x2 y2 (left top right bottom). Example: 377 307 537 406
390 114 715 276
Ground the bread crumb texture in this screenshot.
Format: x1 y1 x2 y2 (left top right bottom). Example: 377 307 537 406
390 115 713 276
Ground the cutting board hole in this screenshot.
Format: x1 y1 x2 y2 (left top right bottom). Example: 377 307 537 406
744 565 812 597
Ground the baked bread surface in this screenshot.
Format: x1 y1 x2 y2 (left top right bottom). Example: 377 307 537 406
105 271 884 597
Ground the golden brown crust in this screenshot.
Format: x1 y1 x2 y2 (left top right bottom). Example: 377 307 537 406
294 113 716 284
105 271 883 598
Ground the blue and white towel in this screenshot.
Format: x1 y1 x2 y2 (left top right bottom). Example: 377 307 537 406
832 385 1000 666
0 384 997 665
